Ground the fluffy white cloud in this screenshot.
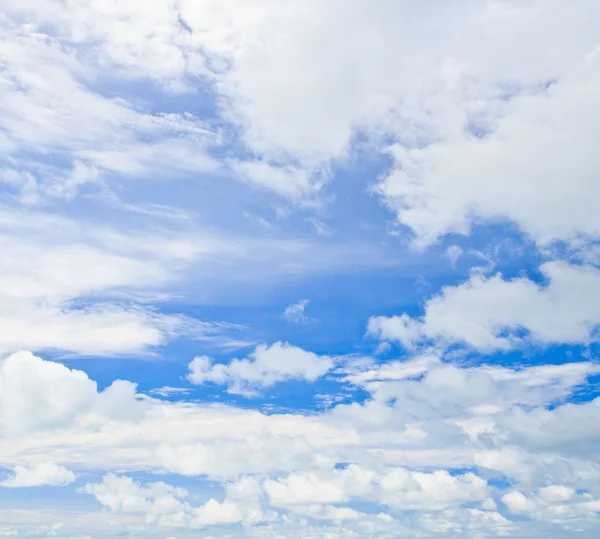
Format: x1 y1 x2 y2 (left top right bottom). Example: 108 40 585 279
81 466 489 531
379 56 600 246
0 350 599 536
187 342 333 395
502 485 600 524
263 465 488 513
156 432 334 480
263 465 375 507
83 474 253 528
378 469 489 511
192 0 600 242
1 462 75 487
368 262 600 351
82 474 192 526
194 0 600 238
417 507 513 538
193 499 244 527
3 352 598 512
0 351 145 433
498 397 600 454
4 0 598 223
340 354 600 425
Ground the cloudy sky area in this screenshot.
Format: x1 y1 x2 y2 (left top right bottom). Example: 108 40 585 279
1 0 600 537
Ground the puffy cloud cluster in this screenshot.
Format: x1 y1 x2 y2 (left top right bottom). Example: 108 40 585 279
187 342 333 395
369 261 600 351
80 465 490 529
2 0 598 236
0 350 599 537
1 462 75 488
263 465 488 512
502 485 600 525
0 351 145 433
82 474 249 528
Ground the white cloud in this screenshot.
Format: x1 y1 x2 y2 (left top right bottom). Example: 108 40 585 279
148 387 191 397
0 14 218 203
283 299 310 324
263 465 489 514
368 262 600 351
378 469 489 511
1 351 600 535
82 474 189 521
417 507 513 538
263 466 375 507
231 161 325 201
193 499 244 527
337 357 600 430
498 397 600 454
187 342 333 395
378 57 600 246
502 485 600 524
1 8 600 538
342 353 440 387
0 206 234 356
83 474 254 528
183 0 600 236
0 351 145 433
1 462 75 487
156 432 335 480
2 0 600 228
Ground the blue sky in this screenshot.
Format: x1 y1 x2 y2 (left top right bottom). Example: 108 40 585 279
1 1 600 538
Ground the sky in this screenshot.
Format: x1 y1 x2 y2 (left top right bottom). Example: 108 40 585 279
1 0 600 537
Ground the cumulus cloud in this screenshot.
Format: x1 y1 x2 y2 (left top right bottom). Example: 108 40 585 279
82 474 250 528
1 350 600 536
378 468 489 511
378 58 600 246
2 0 600 234
82 474 189 521
263 465 489 513
82 466 489 529
0 351 146 433
190 0 600 240
1 462 76 487
368 262 600 351
502 485 600 524
335 357 600 441
187 342 333 395
156 433 333 480
263 466 375 507
498 397 600 454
